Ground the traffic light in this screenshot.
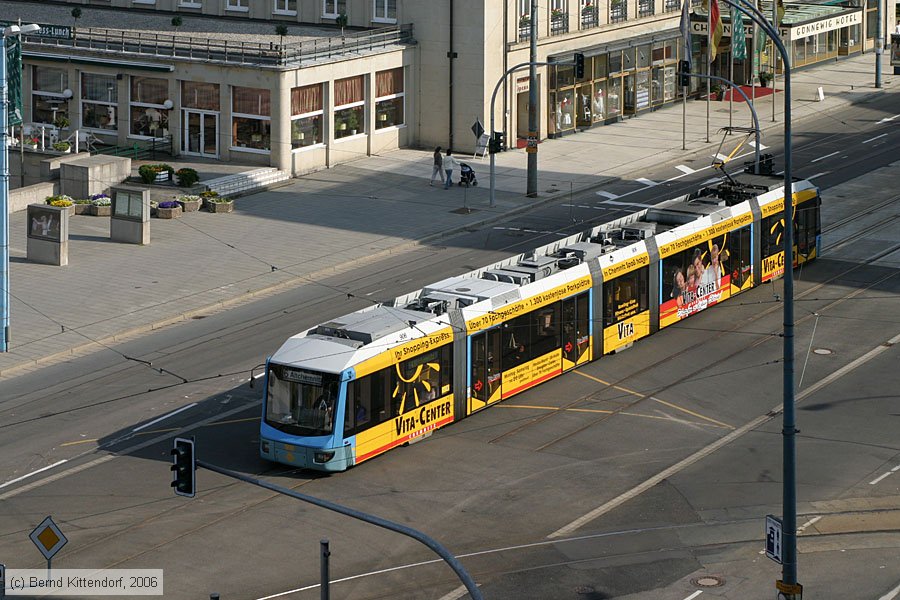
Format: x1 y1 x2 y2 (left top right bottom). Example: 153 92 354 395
490 130 505 153
171 437 195 497
678 60 691 87
574 53 585 79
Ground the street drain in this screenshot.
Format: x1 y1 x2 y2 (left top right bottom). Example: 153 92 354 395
191 315 207 319
692 575 725 588
813 347 833 355
574 585 596 594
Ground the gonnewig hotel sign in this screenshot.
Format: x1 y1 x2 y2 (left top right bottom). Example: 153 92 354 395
788 11 861 39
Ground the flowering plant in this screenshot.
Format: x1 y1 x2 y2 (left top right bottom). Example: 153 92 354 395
582 1 596 13
46 194 74 207
199 190 219 199
90 194 111 206
177 195 202 203
519 13 531 26
551 8 565 18
158 201 180 209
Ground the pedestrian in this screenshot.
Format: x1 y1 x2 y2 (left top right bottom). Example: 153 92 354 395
443 149 459 189
430 146 444 186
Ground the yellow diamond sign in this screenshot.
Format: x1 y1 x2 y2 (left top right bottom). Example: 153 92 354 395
29 516 67 560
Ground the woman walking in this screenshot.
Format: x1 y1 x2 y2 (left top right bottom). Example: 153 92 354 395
430 147 445 186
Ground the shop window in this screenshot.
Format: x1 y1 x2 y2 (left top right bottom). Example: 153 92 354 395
373 0 397 22
334 75 364 139
375 67 404 129
323 0 346 18
81 73 117 132
609 51 623 74
553 89 576 131
592 81 606 121
32 66 69 126
607 77 623 117
593 54 608 78
637 44 651 68
130 76 170 138
232 86 271 151
181 81 220 111
291 83 324 148
610 0 627 23
623 48 636 70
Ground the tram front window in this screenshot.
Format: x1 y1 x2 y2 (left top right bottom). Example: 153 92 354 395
266 365 339 436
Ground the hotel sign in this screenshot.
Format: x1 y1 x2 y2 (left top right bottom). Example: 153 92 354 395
788 11 861 39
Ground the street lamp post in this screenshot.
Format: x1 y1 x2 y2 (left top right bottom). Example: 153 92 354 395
2 24 40 352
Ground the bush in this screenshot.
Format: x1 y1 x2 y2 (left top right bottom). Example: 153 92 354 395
46 194 74 206
176 167 199 187
73 198 92 205
138 163 175 184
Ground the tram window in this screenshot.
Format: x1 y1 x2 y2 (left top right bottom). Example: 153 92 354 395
728 226 752 288
503 313 532 368
532 304 560 358
391 346 453 414
762 214 783 258
604 267 648 327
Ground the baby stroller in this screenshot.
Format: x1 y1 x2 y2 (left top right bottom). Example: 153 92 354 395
458 163 478 187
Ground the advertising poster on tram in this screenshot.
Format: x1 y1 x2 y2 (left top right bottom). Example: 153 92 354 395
660 235 733 328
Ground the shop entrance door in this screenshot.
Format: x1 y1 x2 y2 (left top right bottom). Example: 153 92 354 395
182 110 218 158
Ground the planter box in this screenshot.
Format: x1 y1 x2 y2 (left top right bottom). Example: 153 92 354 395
156 206 182 219
207 200 234 214
91 205 111 217
178 199 202 213
74 203 92 215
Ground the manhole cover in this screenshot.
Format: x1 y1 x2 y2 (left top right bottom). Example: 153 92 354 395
450 207 476 215
813 348 833 355
574 585 596 594
691 575 725 588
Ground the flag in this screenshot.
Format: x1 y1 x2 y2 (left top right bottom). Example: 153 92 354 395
703 0 724 62
776 0 785 25
731 6 746 61
5 37 22 126
754 0 768 67
680 0 692 69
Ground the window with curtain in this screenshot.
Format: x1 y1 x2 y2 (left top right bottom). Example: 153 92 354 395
323 0 346 17
375 67 404 129
274 0 297 13
130 76 170 137
81 73 118 132
334 75 365 139
232 86 271 151
32 66 69 125
291 83 324 149
181 81 220 111
373 0 397 22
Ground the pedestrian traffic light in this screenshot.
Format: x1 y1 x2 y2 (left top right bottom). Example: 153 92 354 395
678 60 691 87
490 130 505 153
574 53 585 79
171 437 195 498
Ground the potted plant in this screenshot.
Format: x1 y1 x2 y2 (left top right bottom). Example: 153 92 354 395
519 13 531 27
582 0 595 15
24 135 39 150
551 7 565 20
138 163 175 184
335 12 348 35
176 167 199 187
346 111 359 136
54 115 70 130
52 141 71 154
710 84 724 101
758 71 773 88
73 198 92 215
90 193 112 216
202 191 234 213
156 200 182 219
176 194 202 212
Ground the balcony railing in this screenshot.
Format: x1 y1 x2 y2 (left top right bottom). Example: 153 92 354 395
581 6 599 29
518 22 531 41
21 24 414 68
610 1 628 23
550 11 569 36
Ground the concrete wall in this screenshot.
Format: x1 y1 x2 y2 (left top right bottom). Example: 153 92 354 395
8 182 58 214
59 155 132 200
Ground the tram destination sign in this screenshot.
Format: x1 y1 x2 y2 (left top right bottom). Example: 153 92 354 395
0 21 73 40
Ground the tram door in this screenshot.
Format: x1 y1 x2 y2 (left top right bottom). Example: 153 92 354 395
562 293 591 370
796 198 821 263
469 329 503 413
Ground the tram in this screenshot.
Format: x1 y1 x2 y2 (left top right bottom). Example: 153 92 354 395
260 172 821 471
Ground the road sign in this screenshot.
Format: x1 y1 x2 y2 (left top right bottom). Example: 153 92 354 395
765 514 782 564
29 516 68 560
471 118 485 140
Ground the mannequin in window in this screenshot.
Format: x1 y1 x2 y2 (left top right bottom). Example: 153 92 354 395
593 89 604 118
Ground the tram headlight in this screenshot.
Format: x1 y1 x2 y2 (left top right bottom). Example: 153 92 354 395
314 451 335 464
261 441 270 454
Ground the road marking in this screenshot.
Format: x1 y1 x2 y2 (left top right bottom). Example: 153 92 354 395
870 472 893 485
684 592 704 600
702 177 722 185
810 151 839 163
598 199 657 208
636 177 658 187
748 141 768 150
437 584 480 600
797 516 821 532
596 191 620 200
714 153 729 162
252 371 265 379
862 133 888 144
0 460 68 490
365 288 384 296
676 165 696 174
549 331 900 539
877 115 898 124
132 403 197 432
60 438 99 447
805 172 829 181
879 581 900 600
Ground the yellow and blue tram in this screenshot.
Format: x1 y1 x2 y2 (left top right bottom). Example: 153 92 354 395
260 173 821 471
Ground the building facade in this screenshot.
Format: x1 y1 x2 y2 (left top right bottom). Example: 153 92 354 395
9 0 893 175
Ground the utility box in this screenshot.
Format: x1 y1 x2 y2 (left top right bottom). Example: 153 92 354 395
110 186 150 245
26 204 69 266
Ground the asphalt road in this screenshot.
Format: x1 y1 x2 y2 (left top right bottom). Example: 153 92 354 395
0 94 898 600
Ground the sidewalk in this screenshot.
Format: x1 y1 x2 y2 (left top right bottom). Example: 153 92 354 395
0 53 894 377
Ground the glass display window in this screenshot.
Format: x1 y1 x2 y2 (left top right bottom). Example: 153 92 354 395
592 81 606 122
593 54 608 79
609 51 623 74
607 77 622 118
623 47 636 70
554 89 576 131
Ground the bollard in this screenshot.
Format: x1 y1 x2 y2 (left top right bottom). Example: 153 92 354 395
320 539 330 600
209 594 219 600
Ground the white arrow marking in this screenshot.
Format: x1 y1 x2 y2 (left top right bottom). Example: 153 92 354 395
635 177 658 187
675 165 696 174
596 191 619 200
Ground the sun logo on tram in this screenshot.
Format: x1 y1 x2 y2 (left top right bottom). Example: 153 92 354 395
392 361 441 413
